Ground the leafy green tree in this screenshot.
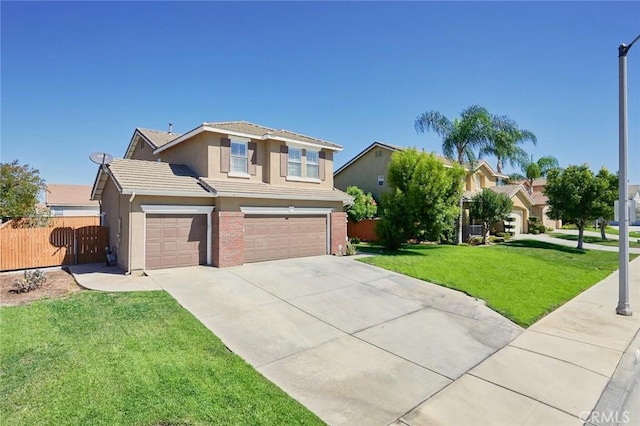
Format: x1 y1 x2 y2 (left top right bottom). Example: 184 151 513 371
469 189 514 244
594 168 618 240
509 155 560 193
415 104 492 165
482 115 537 174
377 149 464 249
0 160 47 221
544 165 609 249
346 186 377 222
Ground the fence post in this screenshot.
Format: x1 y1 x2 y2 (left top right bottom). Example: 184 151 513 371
74 228 78 265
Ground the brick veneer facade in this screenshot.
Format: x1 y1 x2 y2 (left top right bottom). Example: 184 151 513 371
212 211 244 267
330 211 348 255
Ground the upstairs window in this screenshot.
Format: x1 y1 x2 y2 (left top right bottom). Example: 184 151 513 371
288 147 302 177
230 140 248 174
306 150 319 179
378 175 385 186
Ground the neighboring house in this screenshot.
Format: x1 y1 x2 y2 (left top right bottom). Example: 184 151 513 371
91 121 352 272
334 141 534 236
612 184 640 226
46 184 100 217
521 179 562 230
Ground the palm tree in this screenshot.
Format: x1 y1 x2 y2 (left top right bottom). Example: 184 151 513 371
481 115 537 174
415 105 492 165
509 155 560 193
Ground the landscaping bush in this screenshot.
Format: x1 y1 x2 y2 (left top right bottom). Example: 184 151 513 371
529 216 539 223
376 219 406 251
496 232 512 240
468 236 484 246
344 242 357 256
10 269 46 293
529 223 546 234
349 237 361 244
489 236 505 243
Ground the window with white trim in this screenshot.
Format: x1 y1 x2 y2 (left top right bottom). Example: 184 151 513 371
230 140 248 174
288 147 302 177
378 175 384 186
306 150 319 179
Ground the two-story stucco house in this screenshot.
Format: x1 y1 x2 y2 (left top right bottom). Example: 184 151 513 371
334 141 535 236
91 121 352 272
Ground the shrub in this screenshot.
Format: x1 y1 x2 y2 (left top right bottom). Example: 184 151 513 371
529 216 539 223
10 269 46 293
376 218 405 250
489 236 505 243
496 232 512 240
468 236 484 246
529 223 546 234
349 237 361 244
344 242 357 256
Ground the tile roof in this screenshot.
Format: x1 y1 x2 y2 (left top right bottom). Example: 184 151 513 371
137 128 181 148
200 178 352 203
106 159 211 196
488 184 523 197
46 184 99 206
203 121 341 149
532 191 547 205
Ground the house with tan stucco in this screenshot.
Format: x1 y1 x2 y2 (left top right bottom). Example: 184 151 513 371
334 141 535 237
91 121 351 273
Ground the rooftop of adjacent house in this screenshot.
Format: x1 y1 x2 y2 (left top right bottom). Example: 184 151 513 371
46 184 99 207
334 141 506 177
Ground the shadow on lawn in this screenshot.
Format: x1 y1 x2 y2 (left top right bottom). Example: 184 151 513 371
505 239 586 254
356 243 445 257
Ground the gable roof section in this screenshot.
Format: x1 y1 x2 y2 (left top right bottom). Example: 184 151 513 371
200 179 353 205
92 159 213 199
46 184 99 207
155 121 342 154
488 184 535 205
124 128 182 159
333 141 403 176
334 141 508 178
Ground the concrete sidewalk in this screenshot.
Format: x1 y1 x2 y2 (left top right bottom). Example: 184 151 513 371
399 257 640 425
68 263 162 291
515 233 640 254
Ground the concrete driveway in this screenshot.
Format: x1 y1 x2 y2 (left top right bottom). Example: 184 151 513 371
147 256 521 426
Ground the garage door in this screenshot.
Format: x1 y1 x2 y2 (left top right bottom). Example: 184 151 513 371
507 211 523 235
145 214 207 269
244 215 327 263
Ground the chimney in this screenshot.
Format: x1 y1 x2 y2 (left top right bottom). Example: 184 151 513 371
169 122 173 133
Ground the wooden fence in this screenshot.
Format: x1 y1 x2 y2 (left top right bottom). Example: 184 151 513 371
0 217 108 271
347 219 379 242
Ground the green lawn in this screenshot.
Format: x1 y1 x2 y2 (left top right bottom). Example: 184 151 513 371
0 291 323 426
550 232 640 248
358 240 630 327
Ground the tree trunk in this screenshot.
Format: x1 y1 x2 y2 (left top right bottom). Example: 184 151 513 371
482 222 489 245
457 148 465 165
577 225 584 249
496 158 503 174
599 219 607 240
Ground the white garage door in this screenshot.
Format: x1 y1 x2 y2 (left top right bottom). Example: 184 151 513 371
507 211 523 235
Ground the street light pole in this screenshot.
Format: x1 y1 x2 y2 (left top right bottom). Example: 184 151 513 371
617 34 639 317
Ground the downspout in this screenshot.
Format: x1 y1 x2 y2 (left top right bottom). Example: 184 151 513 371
127 192 136 275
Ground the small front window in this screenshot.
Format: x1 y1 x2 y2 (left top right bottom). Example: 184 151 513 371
288 147 302 177
378 175 385 186
306 150 319 179
230 140 248 174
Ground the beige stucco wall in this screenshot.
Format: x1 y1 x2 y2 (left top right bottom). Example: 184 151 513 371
101 177 122 266
130 139 158 162
160 132 210 177
159 132 334 190
334 147 394 202
510 191 531 233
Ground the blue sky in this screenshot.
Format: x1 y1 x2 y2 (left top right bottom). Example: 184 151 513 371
2 1 639 186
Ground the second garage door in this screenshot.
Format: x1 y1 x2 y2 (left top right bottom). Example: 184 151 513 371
145 214 207 269
244 215 327 263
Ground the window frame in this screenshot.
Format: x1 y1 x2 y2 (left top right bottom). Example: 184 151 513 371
230 139 248 174
288 146 303 177
305 149 319 179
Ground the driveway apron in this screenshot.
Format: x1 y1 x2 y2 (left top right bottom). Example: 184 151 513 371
147 256 522 426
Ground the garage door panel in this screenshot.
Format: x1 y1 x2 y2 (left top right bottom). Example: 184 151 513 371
145 214 207 269
244 215 327 263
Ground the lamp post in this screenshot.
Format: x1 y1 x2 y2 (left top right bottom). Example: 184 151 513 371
617 34 639 316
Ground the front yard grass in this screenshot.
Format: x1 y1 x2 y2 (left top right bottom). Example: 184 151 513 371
0 291 323 425
550 232 640 248
358 240 632 327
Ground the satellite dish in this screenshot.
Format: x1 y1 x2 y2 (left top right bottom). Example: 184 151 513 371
89 152 114 165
